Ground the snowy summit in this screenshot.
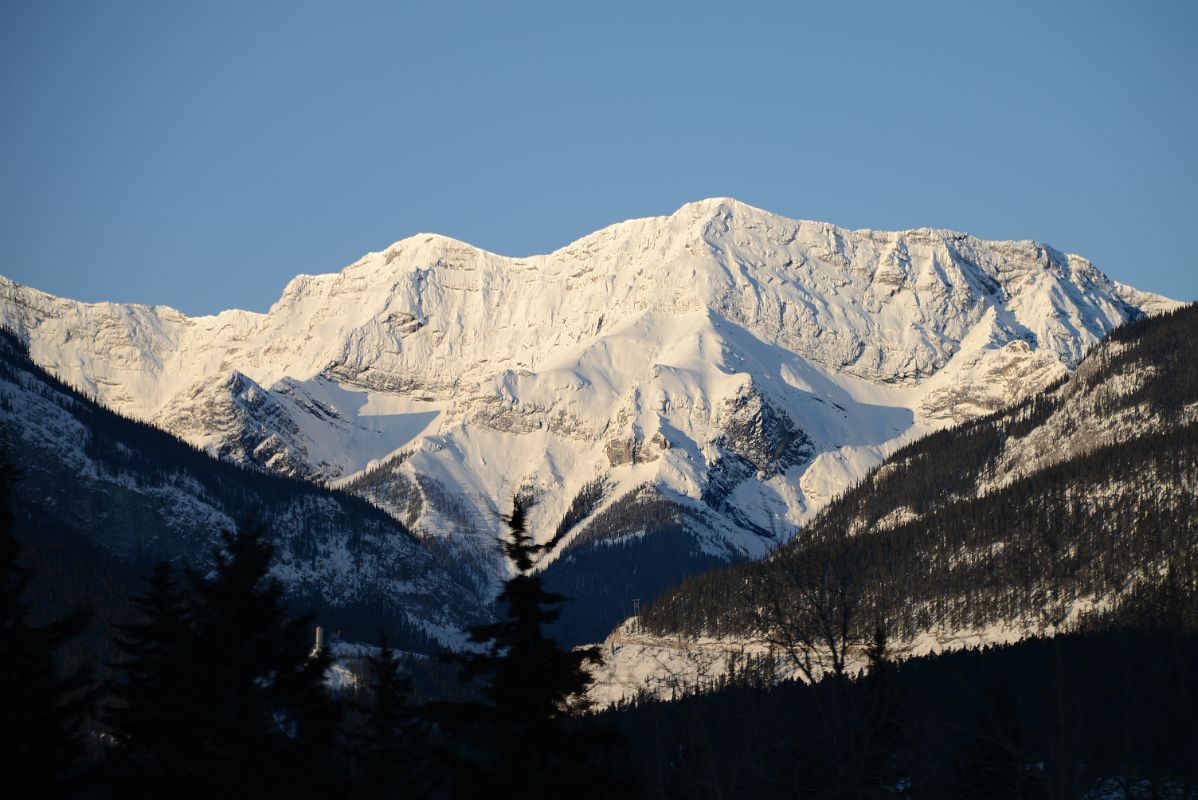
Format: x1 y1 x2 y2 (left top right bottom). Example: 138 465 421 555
0 198 1178 606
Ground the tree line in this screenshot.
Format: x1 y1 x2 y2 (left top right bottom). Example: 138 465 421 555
597 628 1198 798
0 467 630 798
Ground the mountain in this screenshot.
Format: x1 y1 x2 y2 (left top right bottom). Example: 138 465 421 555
593 303 1198 701
0 199 1179 643
0 330 486 651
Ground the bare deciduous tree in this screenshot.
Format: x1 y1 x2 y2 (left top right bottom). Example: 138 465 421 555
749 534 867 685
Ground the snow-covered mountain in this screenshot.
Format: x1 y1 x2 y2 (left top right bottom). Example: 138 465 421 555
591 303 1198 704
0 199 1179 639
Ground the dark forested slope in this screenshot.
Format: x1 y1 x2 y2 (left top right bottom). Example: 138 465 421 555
0 330 486 653
595 629 1198 799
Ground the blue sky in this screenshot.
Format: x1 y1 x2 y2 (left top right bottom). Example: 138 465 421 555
2 0 1195 314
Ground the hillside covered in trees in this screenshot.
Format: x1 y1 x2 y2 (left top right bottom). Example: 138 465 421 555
595 629 1198 798
638 304 1198 653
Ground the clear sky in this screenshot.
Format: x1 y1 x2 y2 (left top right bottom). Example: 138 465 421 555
2 0 1195 315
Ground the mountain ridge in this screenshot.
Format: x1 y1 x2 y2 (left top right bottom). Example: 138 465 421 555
0 199 1181 639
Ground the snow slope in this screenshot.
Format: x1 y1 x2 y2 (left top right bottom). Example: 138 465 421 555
0 200 1178 602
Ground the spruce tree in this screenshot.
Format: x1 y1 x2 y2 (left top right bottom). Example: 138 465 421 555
856 624 907 797
186 521 340 794
0 459 94 796
446 498 625 798
104 561 196 796
351 632 421 798
107 521 341 796
953 685 1034 800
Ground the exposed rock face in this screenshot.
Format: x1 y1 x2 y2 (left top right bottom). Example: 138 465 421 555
605 435 660 467
154 371 314 477
714 387 813 480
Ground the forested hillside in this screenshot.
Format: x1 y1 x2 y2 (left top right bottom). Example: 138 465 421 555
638 304 1198 653
595 629 1198 798
539 484 742 644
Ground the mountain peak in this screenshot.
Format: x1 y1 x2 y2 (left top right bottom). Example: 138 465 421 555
674 196 762 216
0 201 1182 647
384 231 486 255
0 203 1180 562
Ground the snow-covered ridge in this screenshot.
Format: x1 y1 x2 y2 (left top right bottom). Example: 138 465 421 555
0 199 1179 581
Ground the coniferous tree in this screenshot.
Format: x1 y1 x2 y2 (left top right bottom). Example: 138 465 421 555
855 624 907 798
443 498 627 798
0 459 94 796
106 521 341 797
351 632 422 798
185 521 341 795
104 561 196 796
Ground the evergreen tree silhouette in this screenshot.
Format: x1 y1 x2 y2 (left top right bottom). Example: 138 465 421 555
351 632 422 798
104 561 197 796
445 497 627 798
0 458 94 796
106 521 340 797
187 521 340 795
856 624 907 797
